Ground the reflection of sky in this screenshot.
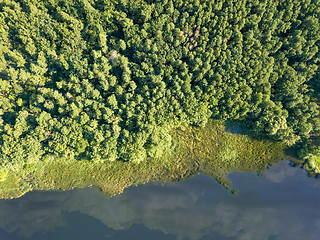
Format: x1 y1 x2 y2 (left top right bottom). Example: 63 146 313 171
0 161 320 240
263 161 299 183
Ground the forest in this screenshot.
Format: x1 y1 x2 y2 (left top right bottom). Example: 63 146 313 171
0 0 320 171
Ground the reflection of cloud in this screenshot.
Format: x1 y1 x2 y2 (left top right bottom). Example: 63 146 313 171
263 160 320 191
263 160 299 183
0 192 68 237
0 164 320 240
210 203 278 240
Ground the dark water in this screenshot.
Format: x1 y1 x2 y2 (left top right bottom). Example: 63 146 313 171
0 160 320 240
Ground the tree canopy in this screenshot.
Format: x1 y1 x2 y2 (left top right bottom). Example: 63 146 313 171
0 0 319 169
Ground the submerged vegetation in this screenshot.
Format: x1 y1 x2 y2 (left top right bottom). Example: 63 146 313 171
0 0 319 197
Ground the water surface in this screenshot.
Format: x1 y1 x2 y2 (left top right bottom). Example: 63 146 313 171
0 160 319 240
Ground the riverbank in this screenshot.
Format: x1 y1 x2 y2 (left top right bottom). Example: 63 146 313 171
0 120 288 199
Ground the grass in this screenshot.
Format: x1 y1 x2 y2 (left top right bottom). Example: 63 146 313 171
0 120 289 199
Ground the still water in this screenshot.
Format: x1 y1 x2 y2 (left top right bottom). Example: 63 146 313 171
0 160 320 240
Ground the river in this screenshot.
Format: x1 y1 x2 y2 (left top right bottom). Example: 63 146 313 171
0 160 319 240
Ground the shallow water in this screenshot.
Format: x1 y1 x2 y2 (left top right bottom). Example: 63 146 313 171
0 160 319 240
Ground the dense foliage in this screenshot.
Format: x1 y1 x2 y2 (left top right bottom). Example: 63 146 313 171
0 0 319 169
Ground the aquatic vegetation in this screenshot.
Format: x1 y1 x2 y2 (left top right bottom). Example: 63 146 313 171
0 121 287 199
